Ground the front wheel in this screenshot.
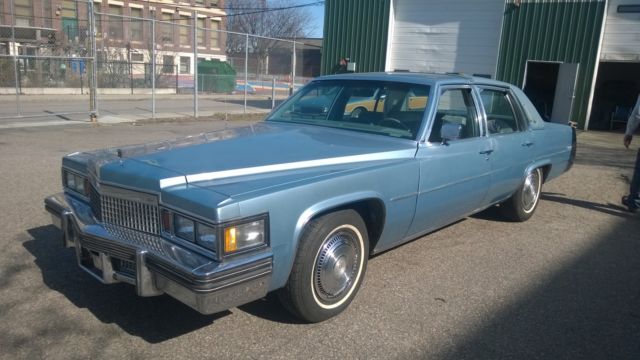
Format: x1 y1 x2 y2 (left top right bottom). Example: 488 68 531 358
499 167 543 222
278 209 369 323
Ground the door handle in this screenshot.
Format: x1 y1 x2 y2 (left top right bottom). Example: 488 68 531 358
522 141 534 147
479 149 494 155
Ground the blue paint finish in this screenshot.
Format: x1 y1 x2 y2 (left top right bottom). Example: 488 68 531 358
54 73 574 302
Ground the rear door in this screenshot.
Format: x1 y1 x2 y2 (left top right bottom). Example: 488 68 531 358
406 86 492 238
477 86 534 204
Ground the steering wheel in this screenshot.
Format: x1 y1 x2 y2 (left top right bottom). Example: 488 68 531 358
379 117 411 131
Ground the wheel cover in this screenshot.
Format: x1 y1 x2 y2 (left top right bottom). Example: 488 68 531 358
522 169 542 213
313 229 360 304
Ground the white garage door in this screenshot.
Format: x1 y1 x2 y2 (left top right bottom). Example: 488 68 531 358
387 0 505 77
601 0 640 61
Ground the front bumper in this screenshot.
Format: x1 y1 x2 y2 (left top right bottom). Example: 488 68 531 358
44 192 272 315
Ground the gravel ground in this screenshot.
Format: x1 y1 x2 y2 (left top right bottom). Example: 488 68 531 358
0 122 638 360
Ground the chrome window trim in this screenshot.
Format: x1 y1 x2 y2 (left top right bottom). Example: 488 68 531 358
425 84 483 145
476 85 527 136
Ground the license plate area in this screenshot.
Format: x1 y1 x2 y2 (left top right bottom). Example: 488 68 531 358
77 244 136 285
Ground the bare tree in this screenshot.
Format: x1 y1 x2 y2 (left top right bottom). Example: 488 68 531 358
225 0 315 74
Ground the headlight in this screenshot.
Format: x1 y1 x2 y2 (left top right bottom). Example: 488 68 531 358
160 208 266 256
224 219 265 254
174 214 195 242
196 223 217 251
63 170 89 197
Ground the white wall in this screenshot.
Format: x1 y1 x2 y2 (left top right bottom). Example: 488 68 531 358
601 0 640 61
387 0 505 77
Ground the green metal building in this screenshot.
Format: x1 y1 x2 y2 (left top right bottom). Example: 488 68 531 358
322 0 640 130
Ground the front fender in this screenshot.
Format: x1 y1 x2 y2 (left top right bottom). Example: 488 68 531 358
287 191 386 271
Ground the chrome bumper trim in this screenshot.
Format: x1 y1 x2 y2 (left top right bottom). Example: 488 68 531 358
44 192 273 314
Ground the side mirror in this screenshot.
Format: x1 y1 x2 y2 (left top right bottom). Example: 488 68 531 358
440 122 463 145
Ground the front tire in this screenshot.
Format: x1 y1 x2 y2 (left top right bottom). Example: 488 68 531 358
500 167 543 222
279 209 369 323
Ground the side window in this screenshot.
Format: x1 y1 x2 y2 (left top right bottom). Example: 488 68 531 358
480 89 520 135
429 88 479 143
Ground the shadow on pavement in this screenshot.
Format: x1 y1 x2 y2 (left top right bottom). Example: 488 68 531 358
432 211 640 359
23 225 230 343
575 142 636 170
237 292 304 325
540 193 633 218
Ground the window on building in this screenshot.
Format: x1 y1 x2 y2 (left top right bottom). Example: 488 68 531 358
61 0 76 17
14 0 34 27
130 8 143 42
95 12 103 38
161 13 173 44
108 5 124 39
130 53 144 62
197 18 205 47
180 56 190 74
43 0 53 28
162 55 174 73
210 20 220 48
179 15 190 45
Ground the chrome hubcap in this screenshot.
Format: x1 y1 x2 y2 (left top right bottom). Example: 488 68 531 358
522 169 541 213
314 230 360 303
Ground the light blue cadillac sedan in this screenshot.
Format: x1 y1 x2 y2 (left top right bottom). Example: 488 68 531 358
45 72 576 322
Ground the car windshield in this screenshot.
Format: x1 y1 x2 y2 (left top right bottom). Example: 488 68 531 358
266 80 431 140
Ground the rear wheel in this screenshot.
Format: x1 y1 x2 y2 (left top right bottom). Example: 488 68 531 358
499 167 543 222
279 209 368 323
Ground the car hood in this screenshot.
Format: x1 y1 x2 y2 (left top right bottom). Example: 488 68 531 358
78 122 417 199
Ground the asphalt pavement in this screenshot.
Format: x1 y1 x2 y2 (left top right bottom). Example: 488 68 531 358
0 121 639 359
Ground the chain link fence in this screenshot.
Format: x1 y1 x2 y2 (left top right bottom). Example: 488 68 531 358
0 0 319 124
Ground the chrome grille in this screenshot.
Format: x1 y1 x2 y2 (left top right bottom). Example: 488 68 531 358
94 185 160 235
112 258 136 277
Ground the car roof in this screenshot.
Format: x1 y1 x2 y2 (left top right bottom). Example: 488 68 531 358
316 72 513 89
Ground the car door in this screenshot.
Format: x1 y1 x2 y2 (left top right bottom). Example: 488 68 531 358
477 86 535 205
406 86 493 238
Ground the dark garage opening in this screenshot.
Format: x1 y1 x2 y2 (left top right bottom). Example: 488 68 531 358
588 62 640 131
523 61 560 121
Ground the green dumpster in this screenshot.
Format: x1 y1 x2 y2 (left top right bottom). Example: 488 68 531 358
197 60 236 93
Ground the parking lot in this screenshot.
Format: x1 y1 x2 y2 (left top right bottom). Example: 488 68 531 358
0 120 639 359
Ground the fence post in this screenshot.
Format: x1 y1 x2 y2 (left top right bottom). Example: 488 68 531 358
193 10 198 118
9 0 21 115
130 61 133 95
151 16 156 118
88 1 98 121
271 76 276 109
244 33 248 114
291 39 296 96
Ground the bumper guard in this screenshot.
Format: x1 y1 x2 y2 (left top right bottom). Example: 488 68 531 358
44 192 272 315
